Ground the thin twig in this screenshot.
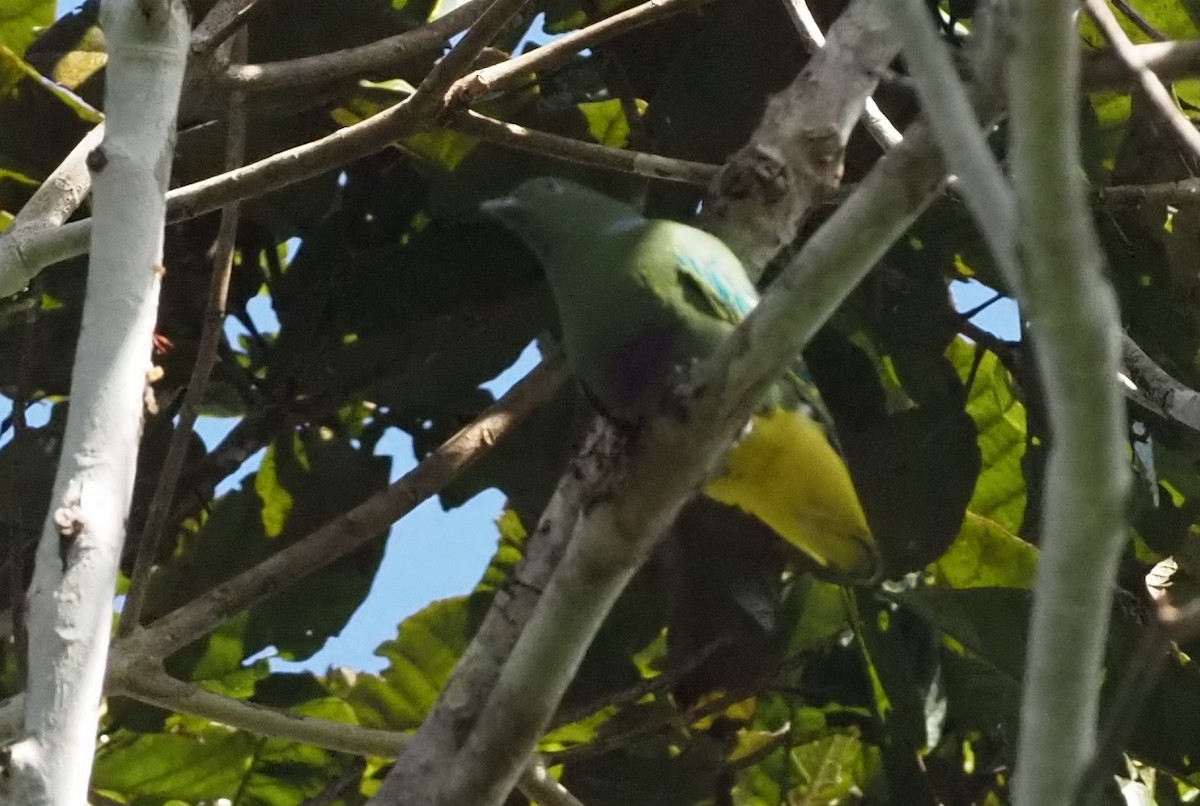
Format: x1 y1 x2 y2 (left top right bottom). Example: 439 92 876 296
414 0 533 118
1083 38 1200 91
550 635 731 729
1111 0 1166 42
120 31 250 637
1085 0 1200 162
6 282 41 690
190 0 264 55
110 659 408 755
449 110 719 185
119 359 566 661
218 0 492 93
1094 177 1200 207
547 676 766 765
448 0 709 106
106 658 590 806
1119 334 1200 432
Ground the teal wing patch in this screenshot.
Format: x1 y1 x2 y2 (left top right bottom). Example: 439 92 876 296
673 245 758 324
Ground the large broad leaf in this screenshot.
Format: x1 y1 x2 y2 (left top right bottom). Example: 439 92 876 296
147 431 391 674
94 727 264 802
930 339 1035 589
267 184 554 433
806 327 982 576
0 0 53 56
94 713 359 805
346 596 472 731
734 697 883 805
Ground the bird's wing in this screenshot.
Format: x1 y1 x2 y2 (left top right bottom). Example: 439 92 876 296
667 229 758 325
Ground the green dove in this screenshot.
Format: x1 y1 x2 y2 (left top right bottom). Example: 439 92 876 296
484 177 877 582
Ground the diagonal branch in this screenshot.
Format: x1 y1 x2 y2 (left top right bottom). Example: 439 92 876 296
448 111 719 185
1083 37 1200 91
190 0 265 56
447 0 710 107
701 0 901 282
1007 0 1131 803
218 0 492 93
781 0 902 149
119 359 565 662
1085 0 1200 161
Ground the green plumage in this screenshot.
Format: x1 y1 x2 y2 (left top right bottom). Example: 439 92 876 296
485 177 877 582
483 177 754 419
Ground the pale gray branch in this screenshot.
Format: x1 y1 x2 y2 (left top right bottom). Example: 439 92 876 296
781 0 902 149
1085 0 1200 161
1120 335 1200 432
702 0 901 282
1008 0 1131 804
1 1 191 801
1083 38 1200 91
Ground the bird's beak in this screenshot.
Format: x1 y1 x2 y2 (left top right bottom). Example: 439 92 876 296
479 195 519 218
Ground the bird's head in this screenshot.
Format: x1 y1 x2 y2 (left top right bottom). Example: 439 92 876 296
481 177 644 264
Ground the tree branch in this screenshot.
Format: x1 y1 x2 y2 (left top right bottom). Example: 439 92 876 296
448 111 719 185
1085 0 1200 161
1120 335 1200 431
106 658 588 806
447 0 709 107
780 0 902 149
218 0 491 93
109 659 407 756
9 124 104 233
1008 2 1131 805
890 3 1130 801
0 1 190 801
0 0 535 297
701 0 901 282
119 359 565 662
190 0 264 56
1082 38 1200 91
1094 176 1200 207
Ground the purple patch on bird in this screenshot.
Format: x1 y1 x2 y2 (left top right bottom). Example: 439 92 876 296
609 325 679 411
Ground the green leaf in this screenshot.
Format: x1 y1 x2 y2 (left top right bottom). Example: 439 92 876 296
0 0 53 56
94 728 260 801
149 432 390 673
348 597 472 730
578 98 645 148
